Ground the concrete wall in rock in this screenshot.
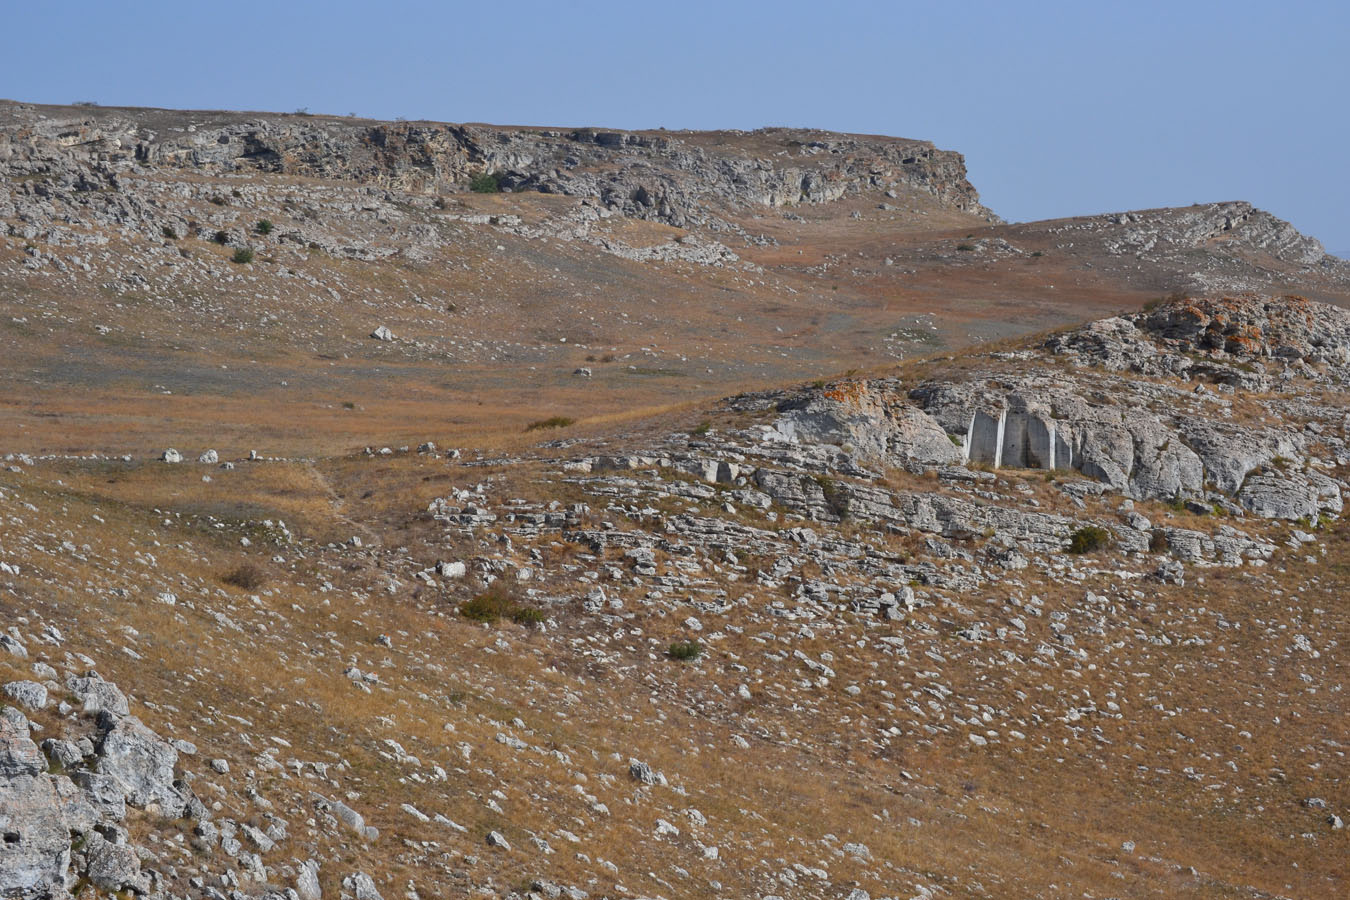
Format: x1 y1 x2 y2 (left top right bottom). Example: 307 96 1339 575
964 408 1072 472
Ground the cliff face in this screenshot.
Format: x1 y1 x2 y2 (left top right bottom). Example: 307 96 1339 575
0 101 996 228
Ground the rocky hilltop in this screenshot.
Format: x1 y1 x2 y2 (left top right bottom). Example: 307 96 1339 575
0 99 994 231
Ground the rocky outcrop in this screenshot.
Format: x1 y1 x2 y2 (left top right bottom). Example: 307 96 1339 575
767 295 1350 521
1 711 72 900
0 672 196 900
1029 202 1341 271
773 379 961 470
0 100 996 232
1046 294 1350 380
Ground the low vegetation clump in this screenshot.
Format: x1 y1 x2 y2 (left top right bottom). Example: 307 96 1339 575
1067 525 1111 554
509 606 546 625
956 243 976 252
469 172 501 193
221 563 266 590
231 247 255 264
812 474 849 520
525 416 575 431
668 640 703 661
460 584 544 626
255 219 273 235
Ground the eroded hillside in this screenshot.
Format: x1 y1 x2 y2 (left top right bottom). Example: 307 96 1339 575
3 295 1349 900
2 101 1349 900
2 100 1348 456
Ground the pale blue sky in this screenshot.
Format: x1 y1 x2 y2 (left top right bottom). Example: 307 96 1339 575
6 1 1348 252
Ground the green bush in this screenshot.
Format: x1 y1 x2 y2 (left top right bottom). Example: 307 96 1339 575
255 219 273 235
812 474 849 520
231 247 254 264
469 172 501 193
668 640 702 661
692 420 712 436
460 584 544 626
510 607 546 626
956 243 976 252
525 416 575 432
1067 525 1111 554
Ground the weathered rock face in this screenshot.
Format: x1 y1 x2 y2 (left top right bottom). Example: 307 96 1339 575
770 295 1349 521
1 713 72 900
774 379 961 470
95 714 185 816
1022 202 1340 271
0 100 996 231
1046 294 1350 381
0 674 198 900
67 671 129 717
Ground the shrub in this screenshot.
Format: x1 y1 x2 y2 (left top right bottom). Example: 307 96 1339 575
460 590 512 623
956 243 976 252
510 607 546 626
812 474 849 520
668 640 702 661
460 584 544 626
161 225 178 240
525 416 575 432
213 230 230 245
231 247 254 264
255 219 273 235
1067 525 1111 554
469 172 501 193
692 420 712 436
222 564 266 590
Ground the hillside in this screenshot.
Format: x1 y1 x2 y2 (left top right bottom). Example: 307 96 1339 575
2 102 1349 900
3 100 1348 456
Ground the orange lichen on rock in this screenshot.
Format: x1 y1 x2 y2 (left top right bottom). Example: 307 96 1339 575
822 379 871 407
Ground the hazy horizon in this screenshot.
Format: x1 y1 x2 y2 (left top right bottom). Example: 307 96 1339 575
6 0 1347 250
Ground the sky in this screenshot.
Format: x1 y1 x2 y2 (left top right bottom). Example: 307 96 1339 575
6 0 1348 253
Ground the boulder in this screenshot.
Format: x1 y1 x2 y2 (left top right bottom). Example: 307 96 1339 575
775 380 960 468
297 859 323 900
67 671 129 717
343 871 384 900
2 681 48 711
95 715 185 816
0 715 72 900
82 830 144 892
